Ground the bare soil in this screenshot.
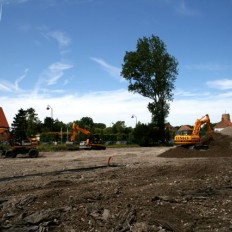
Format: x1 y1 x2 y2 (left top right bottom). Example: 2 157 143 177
0 132 232 232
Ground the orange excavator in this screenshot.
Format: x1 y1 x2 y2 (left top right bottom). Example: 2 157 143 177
70 123 106 150
174 114 213 149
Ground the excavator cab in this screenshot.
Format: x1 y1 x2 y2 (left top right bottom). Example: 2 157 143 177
70 123 106 150
174 114 213 149
0 129 39 158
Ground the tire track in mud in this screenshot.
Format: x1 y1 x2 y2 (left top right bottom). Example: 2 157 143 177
0 164 123 183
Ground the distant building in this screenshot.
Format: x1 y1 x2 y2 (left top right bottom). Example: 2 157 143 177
0 107 9 128
176 125 193 135
214 113 232 132
0 107 10 141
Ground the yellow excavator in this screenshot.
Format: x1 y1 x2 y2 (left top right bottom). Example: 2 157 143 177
70 123 106 150
174 114 213 149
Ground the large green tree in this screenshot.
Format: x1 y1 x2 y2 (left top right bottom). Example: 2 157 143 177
26 108 41 136
77 117 94 130
121 35 178 142
11 108 40 140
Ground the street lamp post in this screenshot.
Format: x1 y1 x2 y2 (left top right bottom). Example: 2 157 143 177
46 105 53 119
46 105 53 131
131 114 137 127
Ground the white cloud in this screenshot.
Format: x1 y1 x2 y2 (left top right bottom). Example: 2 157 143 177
1 86 232 130
0 82 11 92
175 88 211 98
175 0 198 16
207 79 232 90
0 69 28 93
0 1 2 23
32 61 73 95
47 30 71 47
47 62 73 85
1 89 151 128
41 29 71 55
1 64 231 129
218 91 232 98
168 97 231 126
15 68 28 90
2 0 29 5
90 57 124 82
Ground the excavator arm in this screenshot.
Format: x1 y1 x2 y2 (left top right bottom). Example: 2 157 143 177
70 123 90 142
70 123 106 150
174 114 213 147
192 114 213 137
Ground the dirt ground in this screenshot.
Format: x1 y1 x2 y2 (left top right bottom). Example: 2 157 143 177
0 132 232 232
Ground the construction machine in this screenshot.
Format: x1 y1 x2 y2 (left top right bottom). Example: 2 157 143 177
174 114 213 149
70 123 106 150
0 128 39 158
0 107 39 158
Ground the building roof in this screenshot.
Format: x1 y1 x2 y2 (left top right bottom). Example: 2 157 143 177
214 113 232 129
0 107 9 128
177 125 192 131
214 120 232 129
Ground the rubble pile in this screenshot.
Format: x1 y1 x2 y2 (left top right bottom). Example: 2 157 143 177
220 126 232 137
159 132 232 158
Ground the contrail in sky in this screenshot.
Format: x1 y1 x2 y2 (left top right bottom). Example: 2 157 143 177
0 0 2 23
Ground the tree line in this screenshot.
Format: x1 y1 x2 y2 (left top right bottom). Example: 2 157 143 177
11 107 176 146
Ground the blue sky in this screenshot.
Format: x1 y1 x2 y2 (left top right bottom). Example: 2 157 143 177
0 0 232 127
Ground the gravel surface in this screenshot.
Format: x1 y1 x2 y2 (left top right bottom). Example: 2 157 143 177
0 133 232 232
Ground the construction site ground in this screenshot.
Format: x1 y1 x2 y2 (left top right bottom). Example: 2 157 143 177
0 132 232 232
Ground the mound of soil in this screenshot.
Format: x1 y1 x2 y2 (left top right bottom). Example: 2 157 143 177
220 126 232 136
159 133 232 158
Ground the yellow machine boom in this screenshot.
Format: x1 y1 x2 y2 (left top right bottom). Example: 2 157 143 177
174 114 213 146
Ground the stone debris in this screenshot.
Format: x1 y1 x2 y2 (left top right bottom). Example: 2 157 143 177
0 194 70 231
0 143 232 231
